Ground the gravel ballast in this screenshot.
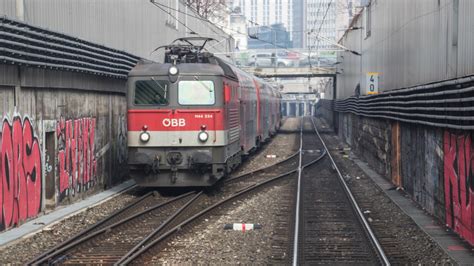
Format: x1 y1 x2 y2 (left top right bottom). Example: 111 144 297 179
1 116 455 265
232 117 300 177
0 189 138 264
0 118 301 265
154 180 295 264
150 117 454 264
145 118 301 264
315 117 453 264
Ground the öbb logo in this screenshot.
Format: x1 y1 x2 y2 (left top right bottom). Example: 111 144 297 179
162 118 186 127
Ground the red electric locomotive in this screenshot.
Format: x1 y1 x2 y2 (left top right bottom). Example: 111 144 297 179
127 37 281 187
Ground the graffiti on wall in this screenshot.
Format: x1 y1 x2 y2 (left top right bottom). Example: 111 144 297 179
1 116 42 230
56 117 97 200
444 131 474 245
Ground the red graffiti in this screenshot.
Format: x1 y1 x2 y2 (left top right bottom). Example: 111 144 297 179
444 131 474 245
56 117 96 198
0 116 42 230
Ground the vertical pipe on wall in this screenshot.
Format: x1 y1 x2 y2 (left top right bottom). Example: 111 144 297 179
391 121 401 187
15 0 24 21
452 0 459 76
107 96 113 189
333 76 338 133
14 66 21 107
185 4 188 37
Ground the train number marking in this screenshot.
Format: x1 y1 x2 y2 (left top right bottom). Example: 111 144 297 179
194 114 213 118
162 118 186 127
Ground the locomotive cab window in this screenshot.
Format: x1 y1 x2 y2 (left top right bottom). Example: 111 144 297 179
178 80 215 105
134 79 169 105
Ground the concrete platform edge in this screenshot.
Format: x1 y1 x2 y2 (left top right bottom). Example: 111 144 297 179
0 179 136 248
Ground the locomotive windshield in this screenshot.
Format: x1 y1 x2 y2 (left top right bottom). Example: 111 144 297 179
134 79 169 105
178 80 215 105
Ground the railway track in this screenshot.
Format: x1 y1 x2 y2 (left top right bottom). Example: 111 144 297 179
119 119 326 265
29 191 199 265
27 189 164 264
314 118 425 264
292 117 389 265
29 117 390 265
29 119 305 265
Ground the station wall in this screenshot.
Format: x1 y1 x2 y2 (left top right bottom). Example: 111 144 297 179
336 0 474 99
338 113 391 177
0 64 127 231
327 108 474 246
329 0 474 246
0 0 233 62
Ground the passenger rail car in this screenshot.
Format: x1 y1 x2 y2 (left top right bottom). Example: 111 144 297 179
127 37 281 187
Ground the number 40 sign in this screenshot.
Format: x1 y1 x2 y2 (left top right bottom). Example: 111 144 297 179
366 72 379 95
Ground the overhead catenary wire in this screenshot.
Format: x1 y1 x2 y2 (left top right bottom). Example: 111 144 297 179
150 0 232 55
150 0 316 60
151 0 342 68
306 0 338 68
314 0 334 51
151 0 230 39
307 0 325 67
150 1 200 36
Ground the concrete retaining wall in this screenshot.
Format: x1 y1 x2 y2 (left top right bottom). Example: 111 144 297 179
399 124 445 220
317 99 334 127
338 113 391 178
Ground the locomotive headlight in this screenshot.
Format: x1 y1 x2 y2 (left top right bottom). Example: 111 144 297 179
198 131 209 142
140 132 150 142
169 65 179 75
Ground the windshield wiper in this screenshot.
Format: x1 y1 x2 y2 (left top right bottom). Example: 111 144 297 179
193 76 213 92
150 77 168 103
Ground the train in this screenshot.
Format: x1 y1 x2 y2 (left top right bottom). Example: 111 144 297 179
127 37 282 187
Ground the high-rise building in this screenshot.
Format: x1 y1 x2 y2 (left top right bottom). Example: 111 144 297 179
229 6 248 50
305 0 363 48
227 0 359 50
305 0 337 50
230 0 292 43
292 0 305 48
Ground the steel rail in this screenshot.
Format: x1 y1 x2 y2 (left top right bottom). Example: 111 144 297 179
291 116 304 266
0 46 130 74
120 145 327 265
0 18 140 62
0 37 134 69
310 117 390 266
337 96 474 107
337 85 474 103
333 108 474 130
335 107 474 121
115 192 203 265
224 151 299 183
26 187 149 264
0 29 138 66
29 191 196 265
0 55 128 79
